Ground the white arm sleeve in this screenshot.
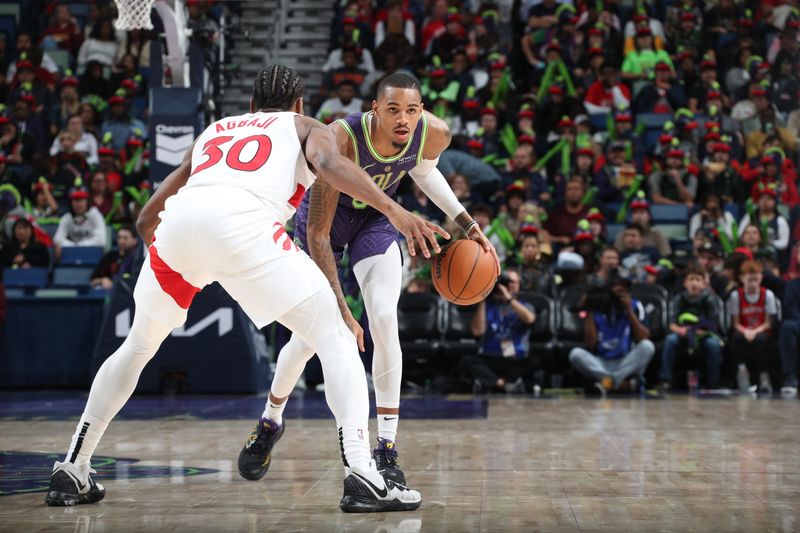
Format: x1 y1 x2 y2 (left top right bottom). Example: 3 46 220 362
408 157 466 221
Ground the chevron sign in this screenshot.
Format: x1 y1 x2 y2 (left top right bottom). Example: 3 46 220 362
155 124 195 166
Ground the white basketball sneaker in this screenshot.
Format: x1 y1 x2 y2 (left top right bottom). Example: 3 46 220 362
339 460 421 513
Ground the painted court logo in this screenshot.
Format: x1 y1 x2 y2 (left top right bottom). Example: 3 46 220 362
0 451 218 496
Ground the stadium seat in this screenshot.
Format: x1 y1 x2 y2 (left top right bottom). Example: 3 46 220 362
40 223 59 237
606 223 624 243
48 49 72 72
4 287 25 298
441 302 480 358
652 224 689 241
397 292 441 360
723 203 741 220
636 113 671 129
0 15 16 46
519 292 556 359
3 267 48 293
650 204 689 224
555 284 587 358
60 247 104 266
0 3 20 24
630 283 668 342
590 113 609 130
51 267 94 292
35 288 79 298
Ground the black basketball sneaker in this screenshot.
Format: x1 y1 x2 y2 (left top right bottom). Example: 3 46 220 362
44 461 105 506
340 460 421 513
373 437 406 485
237 418 285 481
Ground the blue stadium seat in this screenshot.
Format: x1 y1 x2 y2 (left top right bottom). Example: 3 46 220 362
52 267 94 291
0 15 16 47
590 113 609 130
650 204 689 224
60 247 104 266
41 223 59 237
3 268 48 293
4 287 25 298
636 113 671 129
724 203 741 220
606 223 625 243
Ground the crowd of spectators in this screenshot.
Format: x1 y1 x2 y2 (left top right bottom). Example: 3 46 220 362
0 1 228 293
2 0 800 397
317 0 800 396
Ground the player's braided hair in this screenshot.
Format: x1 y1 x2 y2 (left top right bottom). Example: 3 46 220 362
252 64 304 112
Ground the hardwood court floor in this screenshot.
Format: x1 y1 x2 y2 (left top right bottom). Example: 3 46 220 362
1 395 799 532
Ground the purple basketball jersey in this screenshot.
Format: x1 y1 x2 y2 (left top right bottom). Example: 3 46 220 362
295 111 429 266
334 111 428 210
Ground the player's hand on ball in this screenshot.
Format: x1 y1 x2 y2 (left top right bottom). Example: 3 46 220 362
467 225 501 275
389 208 450 258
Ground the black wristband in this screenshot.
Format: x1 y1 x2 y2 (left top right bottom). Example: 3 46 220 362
463 220 478 235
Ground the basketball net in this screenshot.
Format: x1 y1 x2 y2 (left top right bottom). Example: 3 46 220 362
114 0 156 30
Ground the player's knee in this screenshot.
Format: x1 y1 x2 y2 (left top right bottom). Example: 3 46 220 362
368 308 398 340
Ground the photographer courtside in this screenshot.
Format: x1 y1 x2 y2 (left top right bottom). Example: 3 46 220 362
568 272 655 395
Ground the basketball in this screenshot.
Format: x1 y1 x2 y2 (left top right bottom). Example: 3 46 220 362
431 239 498 306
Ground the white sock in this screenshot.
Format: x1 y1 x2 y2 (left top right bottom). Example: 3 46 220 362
339 418 371 471
65 413 109 467
262 396 286 425
377 412 398 443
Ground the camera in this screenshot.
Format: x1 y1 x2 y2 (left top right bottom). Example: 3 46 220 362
580 269 630 315
491 274 512 299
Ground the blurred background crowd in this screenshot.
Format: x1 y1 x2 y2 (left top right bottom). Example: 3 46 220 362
1 0 799 396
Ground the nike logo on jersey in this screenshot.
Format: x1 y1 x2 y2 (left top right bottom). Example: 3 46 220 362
352 472 388 498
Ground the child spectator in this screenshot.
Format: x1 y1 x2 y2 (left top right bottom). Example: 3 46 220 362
659 265 723 390
728 260 778 394
618 223 661 282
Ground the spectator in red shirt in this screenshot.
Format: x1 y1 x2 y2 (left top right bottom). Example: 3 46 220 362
546 176 590 246
584 61 631 115
40 3 84 56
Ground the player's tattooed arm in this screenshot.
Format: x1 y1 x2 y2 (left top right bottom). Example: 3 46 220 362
136 142 195 244
297 115 449 259
306 179 366 350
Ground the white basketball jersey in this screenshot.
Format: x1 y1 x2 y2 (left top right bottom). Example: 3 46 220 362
184 111 315 223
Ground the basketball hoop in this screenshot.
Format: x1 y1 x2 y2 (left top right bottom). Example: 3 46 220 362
114 0 156 30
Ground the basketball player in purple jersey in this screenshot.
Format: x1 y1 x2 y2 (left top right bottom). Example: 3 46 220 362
239 73 500 489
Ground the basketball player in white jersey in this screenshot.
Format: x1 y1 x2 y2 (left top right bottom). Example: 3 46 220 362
44 65 447 512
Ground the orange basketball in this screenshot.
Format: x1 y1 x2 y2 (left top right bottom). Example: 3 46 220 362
431 239 498 305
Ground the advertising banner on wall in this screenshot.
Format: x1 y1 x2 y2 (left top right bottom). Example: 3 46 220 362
92 276 272 394
149 88 204 183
